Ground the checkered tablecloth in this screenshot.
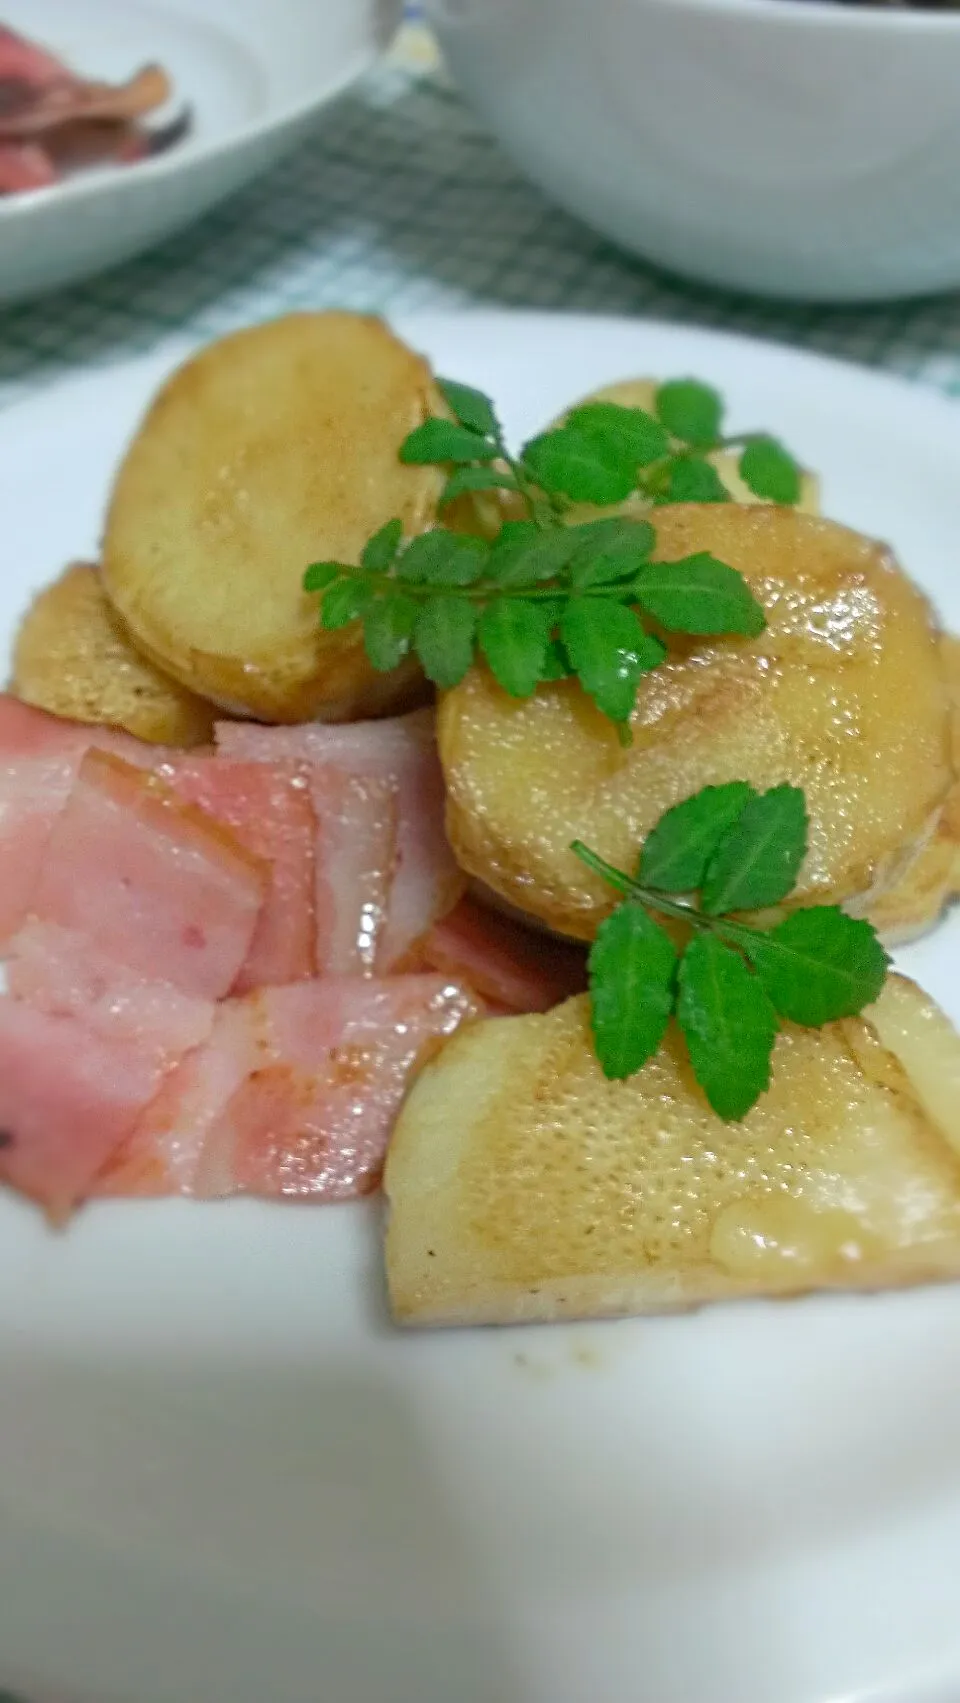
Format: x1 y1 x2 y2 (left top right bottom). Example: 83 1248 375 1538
3 12 960 408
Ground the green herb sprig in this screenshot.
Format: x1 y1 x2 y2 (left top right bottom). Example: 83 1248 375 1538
573 782 889 1120
519 377 803 510
305 375 801 731
408 376 802 512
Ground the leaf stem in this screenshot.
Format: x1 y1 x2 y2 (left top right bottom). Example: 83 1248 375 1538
711 914 763 951
569 841 785 955
328 563 638 605
570 842 712 932
511 453 567 528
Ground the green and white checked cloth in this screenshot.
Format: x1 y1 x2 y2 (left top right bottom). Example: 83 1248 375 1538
2 10 960 407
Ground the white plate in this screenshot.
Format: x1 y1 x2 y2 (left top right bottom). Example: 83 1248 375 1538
1 311 960 1703
0 0 398 305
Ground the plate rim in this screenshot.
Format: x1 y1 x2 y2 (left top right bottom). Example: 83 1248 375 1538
2 304 960 1703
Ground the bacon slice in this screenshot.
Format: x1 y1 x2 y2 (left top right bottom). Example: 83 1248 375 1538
216 709 464 968
0 63 171 140
30 751 266 1000
43 120 138 173
43 110 189 172
99 976 480 1201
402 894 588 1014
97 1000 255 1198
7 920 214 1059
158 756 316 991
0 695 153 944
202 977 479 1200
311 768 397 975
0 923 215 1219
0 997 173 1220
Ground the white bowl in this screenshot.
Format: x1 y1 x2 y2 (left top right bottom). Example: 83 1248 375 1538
0 0 399 305
431 0 960 303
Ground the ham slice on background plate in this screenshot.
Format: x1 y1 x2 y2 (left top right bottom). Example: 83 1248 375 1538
0 61 172 140
0 23 186 194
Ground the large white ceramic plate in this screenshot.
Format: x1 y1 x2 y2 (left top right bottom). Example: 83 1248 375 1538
0 0 397 305
1 311 959 1703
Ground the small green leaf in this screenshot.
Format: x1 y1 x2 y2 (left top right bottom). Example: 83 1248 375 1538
588 903 678 1080
400 418 498 466
426 536 489 588
566 516 643 551
569 519 656 590
634 552 766 637
655 380 724 448
439 466 516 508
522 426 636 506
437 377 501 441
566 402 670 469
676 935 777 1119
397 530 486 587
479 599 555 698
320 577 374 630
560 600 665 723
362 592 418 672
413 597 478 689
484 523 582 589
540 638 574 682
742 907 889 1026
485 519 538 584
571 556 637 593
738 438 803 505
515 527 583 584
701 784 808 915
656 457 730 505
361 518 403 573
637 782 757 892
396 531 459 584
608 517 656 560
304 561 344 594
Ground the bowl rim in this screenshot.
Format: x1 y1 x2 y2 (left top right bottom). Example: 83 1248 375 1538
430 0 960 29
629 0 960 29
0 0 400 225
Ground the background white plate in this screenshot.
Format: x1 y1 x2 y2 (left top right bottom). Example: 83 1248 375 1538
1 311 959 1703
0 0 397 304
